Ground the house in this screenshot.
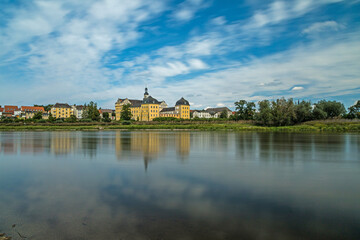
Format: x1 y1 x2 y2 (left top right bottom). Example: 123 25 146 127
3 105 19 117
51 103 73 119
72 105 84 119
99 108 115 120
115 88 190 121
205 107 233 118
192 107 233 119
192 110 213 118
21 106 45 119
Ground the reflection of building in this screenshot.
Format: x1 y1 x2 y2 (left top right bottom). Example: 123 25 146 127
50 132 75 155
115 131 191 169
175 132 190 160
115 88 190 121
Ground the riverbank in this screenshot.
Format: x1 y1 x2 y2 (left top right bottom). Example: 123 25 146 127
0 120 359 132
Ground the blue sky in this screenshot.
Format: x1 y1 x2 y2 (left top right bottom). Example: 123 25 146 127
0 0 359 109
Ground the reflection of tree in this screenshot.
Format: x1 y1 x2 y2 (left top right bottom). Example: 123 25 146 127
81 133 98 158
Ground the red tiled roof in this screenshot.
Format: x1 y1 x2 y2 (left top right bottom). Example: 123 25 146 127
0 107 4 112
21 106 45 112
4 105 19 113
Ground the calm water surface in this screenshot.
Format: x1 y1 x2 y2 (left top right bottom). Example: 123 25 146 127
0 131 359 240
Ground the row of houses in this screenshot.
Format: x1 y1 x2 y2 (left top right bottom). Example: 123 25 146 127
0 104 115 120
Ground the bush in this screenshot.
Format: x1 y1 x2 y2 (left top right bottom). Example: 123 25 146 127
38 119 47 123
122 120 131 125
79 118 92 122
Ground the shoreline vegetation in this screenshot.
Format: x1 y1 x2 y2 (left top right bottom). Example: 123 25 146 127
0 119 359 132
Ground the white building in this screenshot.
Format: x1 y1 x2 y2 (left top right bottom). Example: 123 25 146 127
192 107 233 119
72 105 84 119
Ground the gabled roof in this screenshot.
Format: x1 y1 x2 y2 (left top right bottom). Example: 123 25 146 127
53 103 71 108
0 108 4 112
75 105 84 110
117 98 143 107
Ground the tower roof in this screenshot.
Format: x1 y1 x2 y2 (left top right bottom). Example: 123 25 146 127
175 97 190 106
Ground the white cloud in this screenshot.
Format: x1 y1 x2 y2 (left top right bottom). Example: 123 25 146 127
292 86 304 91
302 21 344 34
172 0 209 22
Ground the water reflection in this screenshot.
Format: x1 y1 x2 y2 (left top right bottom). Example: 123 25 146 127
0 131 360 239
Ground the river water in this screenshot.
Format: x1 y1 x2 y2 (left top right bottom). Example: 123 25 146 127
0 131 359 240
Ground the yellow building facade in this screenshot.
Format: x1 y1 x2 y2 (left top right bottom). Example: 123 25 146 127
115 88 190 121
51 103 73 119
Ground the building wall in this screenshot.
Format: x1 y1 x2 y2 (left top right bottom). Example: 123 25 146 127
130 107 141 121
51 107 73 119
141 104 159 121
179 105 190 119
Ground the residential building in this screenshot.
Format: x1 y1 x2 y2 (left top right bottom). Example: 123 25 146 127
51 103 73 119
205 107 233 118
99 108 115 120
21 106 45 119
192 110 213 118
3 105 19 117
115 88 190 121
72 105 84 119
192 107 233 119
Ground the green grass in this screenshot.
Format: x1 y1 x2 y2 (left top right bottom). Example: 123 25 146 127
0 120 359 132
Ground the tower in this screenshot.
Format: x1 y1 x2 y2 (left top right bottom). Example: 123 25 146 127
144 87 149 98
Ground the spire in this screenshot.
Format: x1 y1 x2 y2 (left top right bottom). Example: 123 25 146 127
144 87 149 98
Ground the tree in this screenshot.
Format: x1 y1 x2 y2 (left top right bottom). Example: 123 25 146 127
120 104 132 121
294 100 313 123
66 115 77 123
83 101 100 121
244 102 256 120
271 98 296 126
234 100 247 120
48 113 55 123
102 112 111 122
219 110 228 119
314 100 346 119
255 100 272 126
33 111 43 120
346 100 360 119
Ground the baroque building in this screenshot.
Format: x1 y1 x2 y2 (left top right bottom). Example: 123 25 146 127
115 88 190 121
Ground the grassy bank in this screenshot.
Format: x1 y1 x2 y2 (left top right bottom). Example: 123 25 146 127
0 120 359 132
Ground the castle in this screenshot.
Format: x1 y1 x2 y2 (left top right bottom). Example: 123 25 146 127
115 88 190 121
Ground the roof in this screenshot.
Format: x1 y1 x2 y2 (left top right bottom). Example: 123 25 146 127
175 97 190 106
21 106 45 112
160 107 175 113
4 105 20 112
75 105 84 110
142 96 160 104
205 107 231 113
99 109 114 113
53 103 71 108
0 108 3 112
117 98 143 107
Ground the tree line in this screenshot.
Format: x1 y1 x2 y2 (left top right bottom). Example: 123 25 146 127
231 98 360 126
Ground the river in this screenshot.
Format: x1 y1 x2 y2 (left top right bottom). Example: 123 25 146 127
0 131 359 240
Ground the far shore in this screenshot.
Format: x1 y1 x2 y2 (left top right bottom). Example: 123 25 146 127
0 119 359 133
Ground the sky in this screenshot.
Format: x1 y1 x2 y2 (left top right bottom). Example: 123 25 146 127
0 0 359 110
